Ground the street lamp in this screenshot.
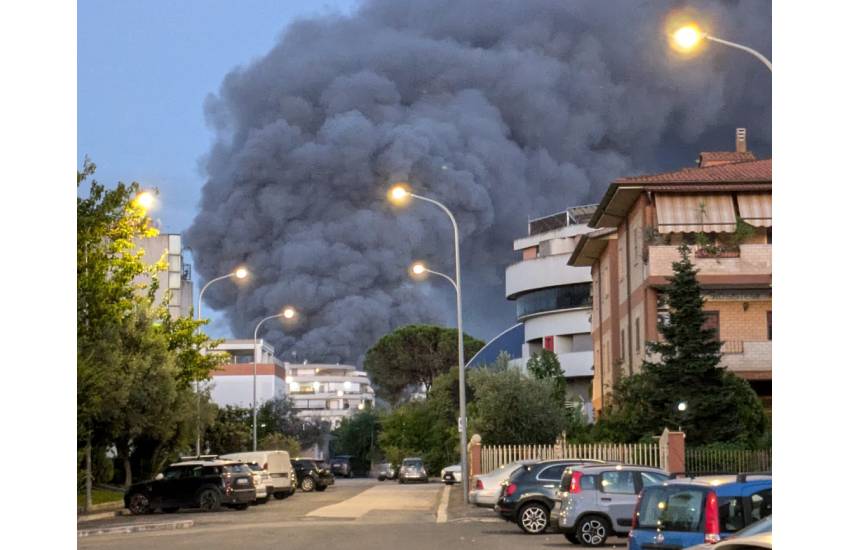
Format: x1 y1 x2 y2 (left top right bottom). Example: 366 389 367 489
390 184 471 503
676 401 688 431
252 306 296 451
195 266 250 455
133 190 156 211
671 23 772 71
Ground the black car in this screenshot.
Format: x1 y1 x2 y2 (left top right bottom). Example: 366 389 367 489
124 460 255 514
329 456 354 478
494 459 605 534
291 458 335 492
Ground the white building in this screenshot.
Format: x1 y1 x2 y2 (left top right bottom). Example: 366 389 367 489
136 233 194 318
208 339 288 408
505 205 597 418
285 363 375 429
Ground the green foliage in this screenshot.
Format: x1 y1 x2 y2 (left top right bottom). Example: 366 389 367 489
603 245 768 445
256 397 303 440
258 433 301 456
205 405 252 454
467 367 570 445
332 409 380 471
156 309 225 389
364 324 484 404
731 218 756 246
526 350 568 403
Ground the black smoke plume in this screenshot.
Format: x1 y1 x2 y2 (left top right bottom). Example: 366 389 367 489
186 0 771 364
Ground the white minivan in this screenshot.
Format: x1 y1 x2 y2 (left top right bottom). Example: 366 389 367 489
220 451 296 500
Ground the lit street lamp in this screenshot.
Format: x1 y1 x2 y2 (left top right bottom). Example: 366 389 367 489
676 401 688 431
390 184 471 503
195 267 249 455
133 190 156 211
252 306 296 451
671 23 772 71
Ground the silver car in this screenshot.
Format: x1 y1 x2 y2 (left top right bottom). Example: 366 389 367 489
469 460 537 507
398 457 428 483
558 464 670 546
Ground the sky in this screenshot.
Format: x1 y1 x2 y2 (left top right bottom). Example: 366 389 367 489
78 0 362 337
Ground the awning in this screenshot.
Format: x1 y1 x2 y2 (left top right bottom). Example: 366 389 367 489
737 193 772 227
655 194 737 233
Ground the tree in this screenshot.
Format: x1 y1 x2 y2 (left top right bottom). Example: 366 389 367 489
526 349 568 403
603 245 768 445
205 405 252 454
256 397 303 441
467 367 570 445
332 409 380 472
364 324 484 404
258 433 301 456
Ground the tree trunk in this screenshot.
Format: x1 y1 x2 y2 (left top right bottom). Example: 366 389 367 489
85 437 93 513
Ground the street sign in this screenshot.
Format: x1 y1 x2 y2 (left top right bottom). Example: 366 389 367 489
457 416 466 433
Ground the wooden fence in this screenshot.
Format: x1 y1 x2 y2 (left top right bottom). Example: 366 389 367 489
479 442 661 474
685 447 771 475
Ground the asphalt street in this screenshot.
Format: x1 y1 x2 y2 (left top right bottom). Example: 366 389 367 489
78 479 627 549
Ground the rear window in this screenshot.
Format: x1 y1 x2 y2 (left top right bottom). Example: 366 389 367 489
638 486 706 532
224 464 251 474
538 464 568 481
246 463 262 472
402 459 423 468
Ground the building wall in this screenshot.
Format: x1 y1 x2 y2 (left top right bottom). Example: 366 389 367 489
136 234 193 318
209 372 286 408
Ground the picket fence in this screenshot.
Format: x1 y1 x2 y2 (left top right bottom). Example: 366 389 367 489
479 442 661 475
685 447 771 475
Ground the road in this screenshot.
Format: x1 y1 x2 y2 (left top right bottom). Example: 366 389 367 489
79 479 627 549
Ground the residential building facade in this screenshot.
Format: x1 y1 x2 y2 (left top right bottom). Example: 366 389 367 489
208 339 288 408
137 233 194 318
505 205 598 417
569 129 771 416
285 363 375 429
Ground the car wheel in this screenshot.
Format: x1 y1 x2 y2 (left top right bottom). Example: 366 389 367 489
377 474 386 481
563 532 580 544
127 493 151 515
198 488 222 512
161 507 179 514
517 502 550 535
301 477 315 492
576 515 610 547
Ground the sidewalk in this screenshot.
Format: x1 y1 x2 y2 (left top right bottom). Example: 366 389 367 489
445 483 500 523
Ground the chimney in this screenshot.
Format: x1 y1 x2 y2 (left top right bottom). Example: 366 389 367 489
736 128 747 153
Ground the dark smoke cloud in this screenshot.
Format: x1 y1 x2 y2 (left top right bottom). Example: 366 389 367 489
186 0 771 364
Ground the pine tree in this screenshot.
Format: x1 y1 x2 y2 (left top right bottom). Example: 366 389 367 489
606 245 767 445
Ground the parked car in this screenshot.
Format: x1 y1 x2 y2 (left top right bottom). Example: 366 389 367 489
469 460 537 507
329 456 354 478
441 464 461 484
376 462 397 481
685 515 772 550
220 451 295 500
628 474 772 550
494 459 606 534
291 458 335 492
710 532 771 549
398 457 428 483
124 459 255 514
243 461 274 503
557 464 671 546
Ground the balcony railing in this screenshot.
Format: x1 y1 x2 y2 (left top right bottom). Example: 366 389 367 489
647 244 771 279
720 341 771 375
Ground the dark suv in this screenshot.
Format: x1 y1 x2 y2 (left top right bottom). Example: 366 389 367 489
329 456 354 478
124 459 255 514
494 459 605 534
292 458 335 492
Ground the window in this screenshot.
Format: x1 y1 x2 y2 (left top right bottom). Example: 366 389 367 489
620 330 625 360
635 318 641 352
703 311 720 342
638 487 705 532
600 471 636 494
543 336 554 352
767 311 772 340
719 497 745 533
538 464 568 481
640 471 669 487
580 475 597 491
162 467 184 480
749 490 772 522
515 283 592 318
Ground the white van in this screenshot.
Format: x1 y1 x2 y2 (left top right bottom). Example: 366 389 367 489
220 451 295 499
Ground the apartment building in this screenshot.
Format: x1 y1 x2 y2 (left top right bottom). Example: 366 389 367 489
285 363 375 429
208 339 288 408
136 233 194 318
568 129 771 415
505 205 598 416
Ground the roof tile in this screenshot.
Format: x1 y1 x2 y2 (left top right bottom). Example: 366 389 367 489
615 159 771 185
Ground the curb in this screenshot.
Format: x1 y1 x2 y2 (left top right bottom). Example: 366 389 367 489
77 520 193 538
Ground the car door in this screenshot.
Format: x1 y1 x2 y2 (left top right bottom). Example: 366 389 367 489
598 469 640 530
156 466 187 507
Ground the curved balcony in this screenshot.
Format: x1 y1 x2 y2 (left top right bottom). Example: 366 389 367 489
506 254 591 299
516 283 591 320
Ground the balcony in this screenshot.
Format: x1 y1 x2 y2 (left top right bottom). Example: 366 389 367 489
647 244 771 285
506 254 591 299
557 350 594 379
720 341 771 379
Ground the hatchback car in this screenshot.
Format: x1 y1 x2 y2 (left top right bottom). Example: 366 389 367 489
494 459 606 534
469 460 537 507
398 457 428 483
329 456 354 478
628 474 772 549
441 464 461 484
376 462 397 481
557 464 671 546
124 459 255 514
292 458 335 492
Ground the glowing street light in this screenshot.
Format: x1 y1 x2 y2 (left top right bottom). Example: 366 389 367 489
252 306 298 451
390 183 471 503
670 22 772 71
194 266 250 455
133 190 156 211
677 401 688 412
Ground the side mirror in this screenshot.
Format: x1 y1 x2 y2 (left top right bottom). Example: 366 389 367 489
155 473 164 481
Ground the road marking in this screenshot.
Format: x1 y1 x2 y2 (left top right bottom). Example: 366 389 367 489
436 484 450 523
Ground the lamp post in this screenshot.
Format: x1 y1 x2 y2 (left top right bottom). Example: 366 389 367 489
252 307 296 451
671 24 772 71
195 266 249 455
390 184 470 504
676 401 688 432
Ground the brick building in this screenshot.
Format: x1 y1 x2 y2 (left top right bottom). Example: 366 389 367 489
568 129 771 415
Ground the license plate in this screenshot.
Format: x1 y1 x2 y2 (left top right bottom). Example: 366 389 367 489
236 478 249 485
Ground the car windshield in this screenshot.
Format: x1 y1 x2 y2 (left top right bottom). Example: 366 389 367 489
638 486 706 532
299 460 318 469
403 459 423 468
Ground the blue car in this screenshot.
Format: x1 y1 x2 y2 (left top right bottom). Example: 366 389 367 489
628 474 771 549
